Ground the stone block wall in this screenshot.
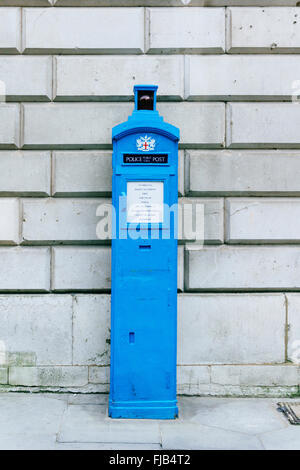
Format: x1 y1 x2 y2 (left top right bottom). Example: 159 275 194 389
0 0 300 396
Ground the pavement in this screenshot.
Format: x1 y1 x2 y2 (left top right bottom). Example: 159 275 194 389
0 393 299 450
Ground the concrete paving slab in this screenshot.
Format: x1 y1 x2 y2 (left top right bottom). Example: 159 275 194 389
54 443 161 450
0 393 298 450
58 404 161 444
67 394 108 405
260 426 300 450
0 394 67 450
160 423 263 450
178 397 287 435
0 434 57 450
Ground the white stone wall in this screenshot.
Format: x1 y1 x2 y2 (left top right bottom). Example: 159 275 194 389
0 1 300 396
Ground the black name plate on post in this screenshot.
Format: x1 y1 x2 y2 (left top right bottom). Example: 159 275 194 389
123 154 168 164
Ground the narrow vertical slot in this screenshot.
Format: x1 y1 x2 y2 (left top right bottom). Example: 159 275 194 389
129 332 135 344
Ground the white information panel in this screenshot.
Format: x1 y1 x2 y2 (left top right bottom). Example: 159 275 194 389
127 181 164 224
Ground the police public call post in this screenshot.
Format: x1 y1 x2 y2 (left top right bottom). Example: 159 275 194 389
109 85 180 420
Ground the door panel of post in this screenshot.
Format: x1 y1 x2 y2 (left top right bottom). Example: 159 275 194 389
112 238 176 401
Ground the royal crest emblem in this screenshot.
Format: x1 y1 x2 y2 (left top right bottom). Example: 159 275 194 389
136 135 156 152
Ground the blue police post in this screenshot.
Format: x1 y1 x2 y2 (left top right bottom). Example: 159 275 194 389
109 85 180 419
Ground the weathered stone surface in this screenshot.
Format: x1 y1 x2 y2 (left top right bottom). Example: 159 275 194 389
0 247 50 291
147 7 225 53
23 103 132 148
228 7 300 53
286 294 300 364
195 385 298 397
187 150 300 196
52 247 111 291
0 151 51 196
73 295 111 366
23 7 144 54
0 369 8 385
180 198 224 244
3 1 51 4
0 199 20 245
177 366 211 395
186 246 300 290
52 151 111 196
23 103 225 149
53 0 300 5
88 366 110 385
55 56 184 100
159 103 225 148
178 294 285 364
0 104 20 149
177 365 300 396
22 198 110 243
227 103 300 148
186 55 300 100
0 57 52 101
226 198 300 243
9 366 88 387
0 8 21 54
0 295 72 365
211 365 299 386
178 246 184 292
178 150 184 196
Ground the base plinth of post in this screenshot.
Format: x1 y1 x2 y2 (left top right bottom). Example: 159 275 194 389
109 400 178 420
